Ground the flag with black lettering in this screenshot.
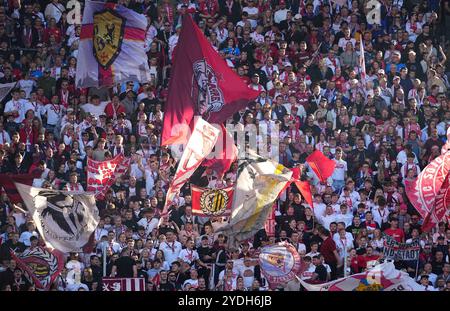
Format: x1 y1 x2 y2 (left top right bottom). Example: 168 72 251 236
382 234 420 261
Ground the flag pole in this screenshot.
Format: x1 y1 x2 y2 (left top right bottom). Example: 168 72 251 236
103 242 107 277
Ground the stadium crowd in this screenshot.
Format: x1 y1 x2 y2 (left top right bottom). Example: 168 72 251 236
0 0 450 291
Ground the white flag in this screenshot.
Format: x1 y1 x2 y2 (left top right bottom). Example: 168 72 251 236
359 37 367 87
15 183 99 253
299 262 424 291
219 154 292 246
162 117 220 215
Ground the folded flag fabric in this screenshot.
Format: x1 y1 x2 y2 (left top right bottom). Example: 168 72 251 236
305 150 336 183
0 171 41 204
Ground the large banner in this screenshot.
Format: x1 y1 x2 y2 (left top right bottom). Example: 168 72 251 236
406 152 450 231
191 185 233 217
10 247 64 291
161 14 259 145
76 0 151 87
87 153 130 198
102 277 146 291
15 183 99 253
162 117 220 215
218 154 292 246
299 262 424 291
259 242 301 288
382 235 420 261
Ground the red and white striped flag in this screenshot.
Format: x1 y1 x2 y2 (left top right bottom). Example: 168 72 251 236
359 37 367 87
102 278 146 291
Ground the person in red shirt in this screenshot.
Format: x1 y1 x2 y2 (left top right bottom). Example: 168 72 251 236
104 94 126 120
384 217 405 243
318 226 341 280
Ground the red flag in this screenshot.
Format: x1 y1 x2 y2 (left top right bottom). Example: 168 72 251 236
406 153 450 231
264 203 276 237
294 180 314 210
161 14 260 145
422 170 450 231
284 167 314 209
306 150 336 183
202 125 237 178
0 172 40 204
191 185 233 217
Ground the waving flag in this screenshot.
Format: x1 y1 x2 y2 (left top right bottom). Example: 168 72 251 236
0 171 41 204
288 167 314 209
87 153 130 199
406 152 450 231
76 0 151 87
191 185 233 217
422 170 450 231
162 117 220 216
218 154 292 246
15 183 100 253
161 14 260 145
10 247 64 291
306 150 336 183
299 262 423 291
202 125 238 178
359 37 367 86
259 242 301 288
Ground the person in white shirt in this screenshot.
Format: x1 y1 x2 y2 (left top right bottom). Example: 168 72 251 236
274 0 289 24
372 198 390 227
334 229 353 260
159 230 182 264
4 89 24 124
44 95 64 128
305 242 321 258
44 0 65 23
178 239 200 266
418 275 437 291
237 257 257 289
168 25 181 60
18 72 36 99
23 92 44 120
335 205 354 228
242 1 259 29
331 148 347 193
337 27 356 50
81 95 107 119
137 209 159 238
313 194 327 224
19 222 39 247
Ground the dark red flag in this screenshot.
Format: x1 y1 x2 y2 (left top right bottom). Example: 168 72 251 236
0 172 40 204
161 14 260 145
306 150 336 183
202 125 237 178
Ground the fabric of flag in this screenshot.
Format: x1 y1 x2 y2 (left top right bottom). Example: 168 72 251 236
191 185 233 216
202 125 238 178
76 0 151 88
0 171 41 204
102 277 146 291
162 117 220 216
218 154 292 246
15 183 100 253
10 246 64 291
441 128 450 155
264 203 276 237
299 262 424 291
288 167 314 209
87 153 130 199
0 82 17 103
422 169 450 231
406 152 450 231
161 14 260 146
305 150 336 183
359 37 367 86
259 242 301 289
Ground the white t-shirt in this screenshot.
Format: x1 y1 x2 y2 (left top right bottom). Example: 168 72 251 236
19 231 39 246
44 103 63 125
81 102 108 119
332 159 347 181
159 241 183 264
18 79 36 98
238 265 255 289
178 248 200 265
242 7 258 28
137 217 159 237
4 99 24 123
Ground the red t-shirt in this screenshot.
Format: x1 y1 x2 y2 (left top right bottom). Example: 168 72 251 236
384 228 405 243
320 237 337 265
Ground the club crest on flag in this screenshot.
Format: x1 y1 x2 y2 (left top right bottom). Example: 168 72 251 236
93 9 125 68
259 242 301 287
199 189 230 216
192 60 225 117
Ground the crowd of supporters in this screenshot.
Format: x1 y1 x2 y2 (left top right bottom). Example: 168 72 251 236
0 0 449 291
